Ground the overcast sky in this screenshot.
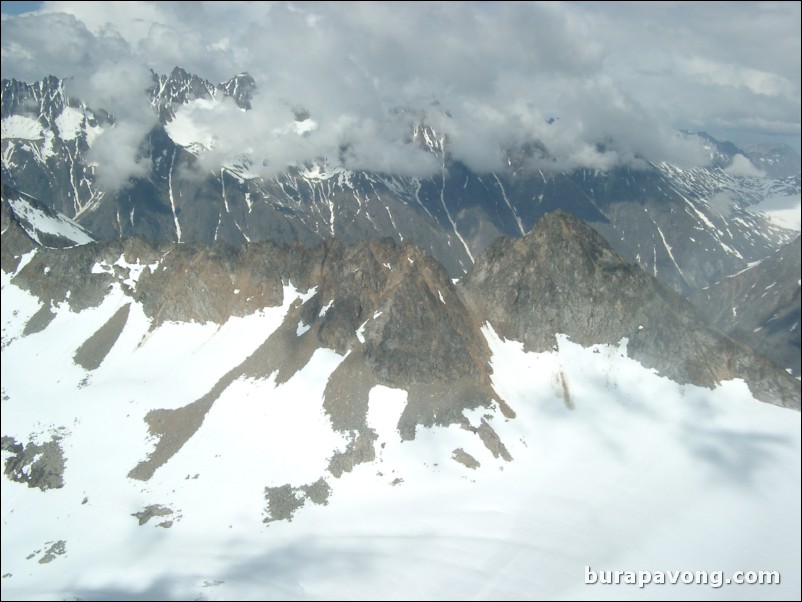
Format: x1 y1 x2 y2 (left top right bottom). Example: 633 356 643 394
1 1 800 185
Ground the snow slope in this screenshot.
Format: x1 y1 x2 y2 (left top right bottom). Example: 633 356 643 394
657 161 801 233
7 195 94 246
1 281 799 600
1 115 43 141
750 193 801 231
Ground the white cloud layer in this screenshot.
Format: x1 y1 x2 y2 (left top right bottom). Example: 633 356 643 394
2 1 799 187
724 154 765 178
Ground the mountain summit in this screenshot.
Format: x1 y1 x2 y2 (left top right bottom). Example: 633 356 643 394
464 210 800 406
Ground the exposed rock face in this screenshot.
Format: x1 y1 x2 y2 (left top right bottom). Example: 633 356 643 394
0 193 38 273
292 238 496 438
116 236 498 481
327 431 377 478
3 207 799 493
1 185 92 250
263 478 331 523
73 303 130 370
8 240 116 313
463 211 800 408
691 236 801 377
452 448 480 470
134 241 285 324
745 144 802 179
116 215 799 485
131 505 174 526
6 232 288 326
151 67 256 120
37 540 66 564
464 210 653 351
1 435 65 491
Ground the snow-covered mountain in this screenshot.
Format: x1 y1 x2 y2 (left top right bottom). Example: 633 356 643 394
2 66 801 601
2 70 799 295
2 204 799 599
1 182 93 248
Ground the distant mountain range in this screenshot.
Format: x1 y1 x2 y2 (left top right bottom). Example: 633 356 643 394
2 68 799 295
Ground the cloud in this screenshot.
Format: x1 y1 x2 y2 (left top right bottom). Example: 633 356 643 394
0 10 157 188
88 117 152 190
1 1 799 185
679 57 795 98
0 11 130 82
725 154 765 178
74 59 157 191
709 191 736 217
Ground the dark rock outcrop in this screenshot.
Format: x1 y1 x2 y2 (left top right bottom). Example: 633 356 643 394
1 435 65 491
463 211 800 409
4 209 799 490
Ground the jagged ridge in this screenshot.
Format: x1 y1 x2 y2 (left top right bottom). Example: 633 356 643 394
3 71 797 294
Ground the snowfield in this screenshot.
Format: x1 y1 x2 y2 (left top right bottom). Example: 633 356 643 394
750 192 802 232
6 195 94 246
1 115 43 141
1 278 800 600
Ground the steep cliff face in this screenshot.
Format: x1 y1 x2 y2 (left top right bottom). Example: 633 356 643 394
463 211 800 408
276 238 499 439
3 213 508 482
5 205 799 450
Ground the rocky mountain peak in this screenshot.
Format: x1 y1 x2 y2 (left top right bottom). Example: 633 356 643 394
246 236 501 439
463 210 646 350
218 72 256 110
464 211 800 408
1 75 68 125
150 67 217 121
693 131 746 168
150 67 257 121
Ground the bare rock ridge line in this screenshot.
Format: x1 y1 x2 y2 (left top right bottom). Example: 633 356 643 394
461 211 801 409
121 212 800 481
3 209 800 483
127 237 504 481
3 71 799 297
7 209 801 413
7 208 801 410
